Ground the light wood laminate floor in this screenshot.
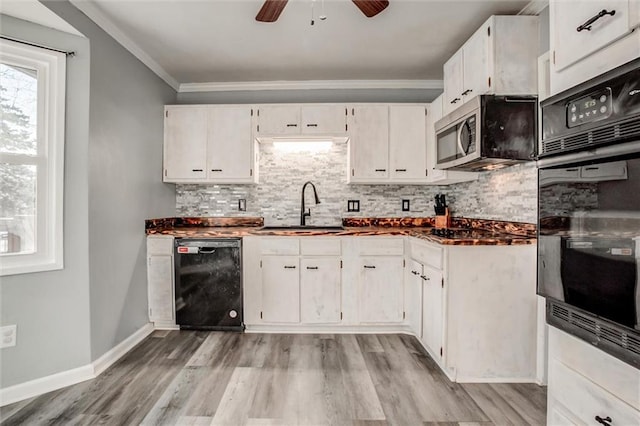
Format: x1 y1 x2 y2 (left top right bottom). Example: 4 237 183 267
1 331 546 425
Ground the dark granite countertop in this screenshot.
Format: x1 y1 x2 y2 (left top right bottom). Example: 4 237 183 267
146 217 536 246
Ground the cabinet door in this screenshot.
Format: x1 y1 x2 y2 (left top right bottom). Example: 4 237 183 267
389 105 427 181
359 257 403 323
462 22 490 102
406 260 423 336
349 105 389 181
552 0 631 71
443 50 464 115
257 105 301 135
422 265 443 361
300 257 341 324
261 256 300 323
148 255 175 323
301 105 347 134
207 106 254 181
163 107 207 181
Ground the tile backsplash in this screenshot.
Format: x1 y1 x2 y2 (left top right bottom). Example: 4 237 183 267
176 143 538 224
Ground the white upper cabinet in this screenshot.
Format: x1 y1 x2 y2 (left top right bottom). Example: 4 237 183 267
349 104 431 184
549 0 640 95
256 105 300 135
163 106 208 181
389 105 427 181
256 104 346 136
552 0 634 71
442 15 539 116
301 105 347 134
348 105 390 182
207 106 255 182
163 105 257 184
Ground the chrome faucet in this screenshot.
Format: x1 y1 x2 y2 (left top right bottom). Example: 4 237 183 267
300 181 320 226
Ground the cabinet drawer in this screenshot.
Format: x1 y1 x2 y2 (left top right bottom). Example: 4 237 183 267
410 239 443 270
260 238 300 255
549 360 640 425
357 237 404 256
147 236 174 255
300 238 341 256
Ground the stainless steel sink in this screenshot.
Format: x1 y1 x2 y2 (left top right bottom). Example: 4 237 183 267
260 225 344 231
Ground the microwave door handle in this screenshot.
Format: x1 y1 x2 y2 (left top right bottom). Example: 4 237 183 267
456 119 466 155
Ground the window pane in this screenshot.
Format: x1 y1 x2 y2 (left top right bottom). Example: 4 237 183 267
0 63 38 155
0 163 36 255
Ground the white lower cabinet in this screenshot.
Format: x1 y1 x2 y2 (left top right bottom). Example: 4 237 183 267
547 327 640 425
359 256 404 323
406 260 424 336
261 255 300 323
300 257 342 324
147 235 176 328
421 264 444 363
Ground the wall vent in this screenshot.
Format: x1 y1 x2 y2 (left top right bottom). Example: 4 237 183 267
548 300 640 369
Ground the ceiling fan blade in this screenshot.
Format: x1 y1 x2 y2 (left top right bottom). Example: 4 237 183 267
256 0 289 22
352 0 389 18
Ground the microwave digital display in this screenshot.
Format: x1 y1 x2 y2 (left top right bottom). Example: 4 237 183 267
566 87 613 128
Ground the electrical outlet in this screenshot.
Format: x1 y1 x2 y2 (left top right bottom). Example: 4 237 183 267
347 200 360 212
402 199 410 211
238 199 246 212
0 325 17 349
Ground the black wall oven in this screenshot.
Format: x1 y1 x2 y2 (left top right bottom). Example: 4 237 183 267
538 58 640 368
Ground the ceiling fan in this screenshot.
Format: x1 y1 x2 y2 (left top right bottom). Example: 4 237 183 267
256 0 390 22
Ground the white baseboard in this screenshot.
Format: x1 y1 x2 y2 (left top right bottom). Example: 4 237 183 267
0 364 94 407
454 376 538 383
245 324 413 334
92 323 154 376
0 322 154 407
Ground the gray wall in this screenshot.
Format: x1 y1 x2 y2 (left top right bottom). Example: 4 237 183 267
177 88 443 104
178 143 538 224
42 0 177 361
0 15 92 387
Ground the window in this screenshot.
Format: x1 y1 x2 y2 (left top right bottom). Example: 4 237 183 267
0 39 66 275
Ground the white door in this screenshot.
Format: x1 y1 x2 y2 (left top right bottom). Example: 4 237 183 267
406 260 423 336
443 50 464 115
163 107 207 181
301 105 347 134
422 265 444 361
389 105 427 181
207 106 254 181
462 21 490 102
552 0 631 71
300 257 341 324
359 257 403 323
148 255 175 323
261 256 300 323
349 105 389 181
257 105 301 135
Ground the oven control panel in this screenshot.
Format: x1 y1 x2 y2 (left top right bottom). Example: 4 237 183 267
566 88 613 128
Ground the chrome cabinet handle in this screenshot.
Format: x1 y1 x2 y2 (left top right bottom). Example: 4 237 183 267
577 9 615 32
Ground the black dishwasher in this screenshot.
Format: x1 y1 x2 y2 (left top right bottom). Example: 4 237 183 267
174 239 243 331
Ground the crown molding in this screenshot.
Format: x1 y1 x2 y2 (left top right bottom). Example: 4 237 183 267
518 0 549 16
69 0 180 91
179 79 444 93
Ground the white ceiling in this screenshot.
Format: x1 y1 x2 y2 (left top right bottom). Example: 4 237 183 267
66 0 533 91
0 0 82 36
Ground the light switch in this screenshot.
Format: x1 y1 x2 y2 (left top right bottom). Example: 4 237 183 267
347 200 360 212
238 199 246 211
402 200 410 212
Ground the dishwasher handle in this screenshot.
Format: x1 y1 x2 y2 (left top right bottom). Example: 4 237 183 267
199 247 216 254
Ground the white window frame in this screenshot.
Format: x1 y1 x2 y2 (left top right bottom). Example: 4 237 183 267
0 39 65 276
